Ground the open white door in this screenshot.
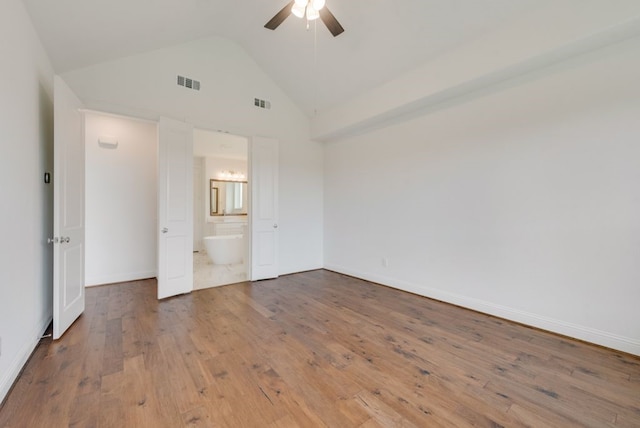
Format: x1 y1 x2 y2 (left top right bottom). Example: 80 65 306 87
53 76 85 340
250 137 279 281
158 117 194 299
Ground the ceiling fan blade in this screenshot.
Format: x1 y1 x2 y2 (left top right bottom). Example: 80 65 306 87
319 7 344 37
265 1 295 30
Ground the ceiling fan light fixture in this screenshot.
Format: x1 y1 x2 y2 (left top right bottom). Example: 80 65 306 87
306 6 320 21
265 0 344 37
312 0 326 11
291 3 306 18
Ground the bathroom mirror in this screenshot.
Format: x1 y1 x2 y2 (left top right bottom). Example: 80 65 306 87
210 179 248 216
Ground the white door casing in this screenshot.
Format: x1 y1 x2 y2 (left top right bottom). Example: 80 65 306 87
193 158 204 252
53 76 85 340
250 137 279 281
158 117 194 299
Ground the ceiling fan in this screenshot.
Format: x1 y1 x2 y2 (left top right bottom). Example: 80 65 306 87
264 0 345 37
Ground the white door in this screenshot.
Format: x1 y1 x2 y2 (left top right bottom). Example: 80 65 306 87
53 76 85 339
250 137 279 280
158 117 194 299
193 158 204 252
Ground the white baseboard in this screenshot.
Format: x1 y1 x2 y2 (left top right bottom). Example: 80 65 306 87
85 270 157 287
0 313 52 404
279 263 324 277
324 264 640 356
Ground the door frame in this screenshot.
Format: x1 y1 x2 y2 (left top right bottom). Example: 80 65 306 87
53 76 86 340
73 111 277 296
157 117 194 299
248 136 279 281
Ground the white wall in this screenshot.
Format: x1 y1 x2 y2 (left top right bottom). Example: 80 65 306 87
61 36 323 275
324 36 640 355
0 0 55 403
84 112 158 286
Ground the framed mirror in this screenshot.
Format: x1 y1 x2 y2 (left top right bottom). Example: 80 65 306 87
210 187 218 214
210 179 248 216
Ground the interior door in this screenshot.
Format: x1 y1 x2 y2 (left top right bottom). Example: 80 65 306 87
53 76 85 339
250 137 279 280
157 117 194 299
193 159 203 252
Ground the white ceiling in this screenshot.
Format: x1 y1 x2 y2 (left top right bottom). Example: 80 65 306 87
22 0 547 116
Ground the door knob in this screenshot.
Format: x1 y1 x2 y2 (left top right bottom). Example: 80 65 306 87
47 237 59 244
62 237 70 243
162 227 168 233
273 224 278 229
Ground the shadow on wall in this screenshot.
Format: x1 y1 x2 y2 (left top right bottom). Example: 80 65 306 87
39 81 54 317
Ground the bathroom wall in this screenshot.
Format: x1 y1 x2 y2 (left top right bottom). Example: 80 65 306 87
205 157 248 223
194 155 249 248
84 111 158 286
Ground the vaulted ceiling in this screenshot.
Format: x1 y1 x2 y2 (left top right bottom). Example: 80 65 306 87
22 0 550 116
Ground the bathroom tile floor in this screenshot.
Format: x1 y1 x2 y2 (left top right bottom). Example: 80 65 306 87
193 251 247 290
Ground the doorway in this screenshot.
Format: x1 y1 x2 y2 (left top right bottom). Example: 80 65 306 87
82 112 278 299
192 129 249 289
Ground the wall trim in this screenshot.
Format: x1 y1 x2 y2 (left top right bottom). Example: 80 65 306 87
0 314 52 405
85 271 156 287
324 264 640 357
279 263 324 277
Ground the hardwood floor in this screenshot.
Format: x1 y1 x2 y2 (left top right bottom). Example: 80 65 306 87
1 270 639 427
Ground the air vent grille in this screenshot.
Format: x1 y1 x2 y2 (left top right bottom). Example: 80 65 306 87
254 98 271 109
177 75 200 91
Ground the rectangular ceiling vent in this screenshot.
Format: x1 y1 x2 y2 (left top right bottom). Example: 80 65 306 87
177 75 200 91
254 98 271 110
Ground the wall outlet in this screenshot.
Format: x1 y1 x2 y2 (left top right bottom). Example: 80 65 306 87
381 257 388 267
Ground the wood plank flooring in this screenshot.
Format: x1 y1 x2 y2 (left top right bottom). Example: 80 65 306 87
1 269 639 427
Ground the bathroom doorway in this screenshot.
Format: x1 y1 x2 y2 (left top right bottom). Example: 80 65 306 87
192 129 249 289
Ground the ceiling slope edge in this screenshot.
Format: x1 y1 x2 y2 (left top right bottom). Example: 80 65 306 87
311 12 640 143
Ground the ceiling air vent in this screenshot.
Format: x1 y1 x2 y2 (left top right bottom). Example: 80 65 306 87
177 75 200 91
254 98 271 110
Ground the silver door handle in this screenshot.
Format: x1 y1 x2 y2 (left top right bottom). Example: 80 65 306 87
273 224 278 229
62 237 70 243
47 237 59 244
162 227 168 233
